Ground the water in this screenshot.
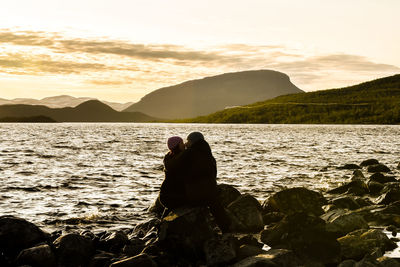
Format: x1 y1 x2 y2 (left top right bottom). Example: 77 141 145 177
0 123 399 232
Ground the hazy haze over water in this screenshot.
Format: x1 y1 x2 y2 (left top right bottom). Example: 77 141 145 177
0 123 399 232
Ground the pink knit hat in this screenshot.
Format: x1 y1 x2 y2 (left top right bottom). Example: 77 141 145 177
167 136 183 150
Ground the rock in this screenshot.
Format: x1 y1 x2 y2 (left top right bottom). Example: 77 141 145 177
351 170 365 181
361 159 380 167
354 197 373 207
263 212 285 225
233 249 301 267
376 184 400 205
236 245 265 261
130 218 160 239
227 194 264 232
328 180 369 196
89 251 116 267
322 209 369 237
338 259 357 267
232 254 277 267
0 216 49 257
398 162 400 170
369 173 397 184
377 256 400 266
99 231 129 253
203 234 237 266
141 244 161 256
339 164 361 170
109 253 157 267
368 164 391 173
16 244 56 267
237 235 264 248
158 207 215 260
147 195 165 217
53 233 95 267
367 180 384 195
260 212 340 264
122 237 146 256
338 229 397 260
331 196 361 210
217 184 242 207
379 201 400 215
263 187 327 216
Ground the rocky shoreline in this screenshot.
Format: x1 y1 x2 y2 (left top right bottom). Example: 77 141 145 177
2 159 400 266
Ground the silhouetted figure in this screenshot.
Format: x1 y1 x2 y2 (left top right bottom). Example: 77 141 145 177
160 136 187 209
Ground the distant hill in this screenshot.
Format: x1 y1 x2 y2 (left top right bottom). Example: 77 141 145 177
0 100 156 122
183 74 400 124
0 95 133 111
124 70 303 119
0 115 56 123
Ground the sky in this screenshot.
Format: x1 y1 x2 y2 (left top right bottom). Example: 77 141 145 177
0 0 399 103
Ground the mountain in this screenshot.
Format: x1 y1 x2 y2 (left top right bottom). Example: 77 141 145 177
183 74 400 124
0 95 133 111
123 70 303 119
0 100 156 122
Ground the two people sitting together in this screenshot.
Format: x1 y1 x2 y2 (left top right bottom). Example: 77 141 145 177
159 132 231 232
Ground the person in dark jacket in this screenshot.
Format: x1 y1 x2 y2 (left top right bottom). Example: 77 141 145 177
159 136 187 209
182 132 231 232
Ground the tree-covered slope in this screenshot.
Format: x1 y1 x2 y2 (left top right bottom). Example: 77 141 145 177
184 74 400 124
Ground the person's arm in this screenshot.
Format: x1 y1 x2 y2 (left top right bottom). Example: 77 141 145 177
164 149 187 172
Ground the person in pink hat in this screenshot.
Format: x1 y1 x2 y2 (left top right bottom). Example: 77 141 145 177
160 136 186 209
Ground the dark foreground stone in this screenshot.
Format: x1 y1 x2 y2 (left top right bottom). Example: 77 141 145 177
16 244 56 267
53 233 95 267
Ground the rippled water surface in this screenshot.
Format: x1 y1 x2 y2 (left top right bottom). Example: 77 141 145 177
1 123 399 231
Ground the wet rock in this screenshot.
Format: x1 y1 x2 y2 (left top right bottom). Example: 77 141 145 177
89 251 116 267
263 187 327 216
0 215 49 257
203 234 237 266
99 230 129 253
338 259 357 267
158 207 215 260
338 229 397 260
237 235 264 248
217 184 242 207
236 245 265 261
122 237 146 256
331 196 361 210
322 209 369 237
351 170 365 181
16 244 56 267
141 244 161 256
339 164 361 170
376 184 400 205
379 201 400 215
328 180 369 196
377 256 400 266
109 253 157 267
263 211 285 225
361 159 380 167
370 173 397 184
260 212 341 264
53 233 95 267
354 197 373 207
233 249 301 267
368 180 384 195
398 162 400 170
147 195 165 217
227 194 264 232
130 218 160 239
368 164 391 173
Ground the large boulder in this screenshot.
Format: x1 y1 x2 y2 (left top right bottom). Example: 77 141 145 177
99 231 129 253
330 196 361 210
375 183 400 205
361 159 380 167
351 170 365 181
321 209 369 237
227 194 264 232
203 234 237 266
367 164 391 173
338 229 397 260
0 215 49 257
367 180 384 195
369 173 397 184
263 187 327 216
260 212 341 264
109 253 157 267
53 233 95 267
217 184 242 207
16 244 56 267
158 207 215 261
338 164 361 170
